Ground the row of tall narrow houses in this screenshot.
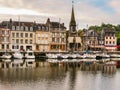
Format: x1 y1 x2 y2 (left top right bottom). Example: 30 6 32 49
82 28 117 51
0 20 36 51
0 3 117 52
0 18 67 52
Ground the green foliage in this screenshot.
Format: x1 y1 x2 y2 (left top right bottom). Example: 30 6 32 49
88 23 120 38
117 38 120 45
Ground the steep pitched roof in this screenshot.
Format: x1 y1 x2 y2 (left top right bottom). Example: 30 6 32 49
102 28 116 33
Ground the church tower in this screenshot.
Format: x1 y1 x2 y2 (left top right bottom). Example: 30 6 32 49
69 1 77 37
68 1 82 52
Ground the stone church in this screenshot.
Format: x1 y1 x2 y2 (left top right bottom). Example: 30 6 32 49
68 3 82 52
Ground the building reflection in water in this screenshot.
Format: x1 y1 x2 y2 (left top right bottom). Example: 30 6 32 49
0 58 119 90
0 59 67 84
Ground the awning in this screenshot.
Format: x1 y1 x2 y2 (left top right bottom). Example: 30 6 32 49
116 46 120 48
68 37 82 43
89 45 105 48
68 37 73 43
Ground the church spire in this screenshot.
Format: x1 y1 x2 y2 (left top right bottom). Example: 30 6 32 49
69 0 76 33
70 1 76 26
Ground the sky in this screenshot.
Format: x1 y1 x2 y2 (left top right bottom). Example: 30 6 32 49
0 0 120 29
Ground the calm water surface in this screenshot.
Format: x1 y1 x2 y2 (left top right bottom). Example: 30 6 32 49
0 60 120 90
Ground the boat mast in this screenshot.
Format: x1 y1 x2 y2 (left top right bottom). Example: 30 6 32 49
77 24 78 52
59 18 61 53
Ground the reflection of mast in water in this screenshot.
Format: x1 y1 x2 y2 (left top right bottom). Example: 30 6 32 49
69 67 76 90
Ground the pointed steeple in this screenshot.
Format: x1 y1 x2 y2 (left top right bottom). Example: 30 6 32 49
69 0 76 33
70 3 76 26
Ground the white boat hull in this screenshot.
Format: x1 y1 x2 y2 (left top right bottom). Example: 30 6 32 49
25 50 35 59
110 54 120 58
13 53 23 59
2 55 11 59
25 56 35 59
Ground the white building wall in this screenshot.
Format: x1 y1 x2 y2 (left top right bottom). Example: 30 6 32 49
10 31 35 51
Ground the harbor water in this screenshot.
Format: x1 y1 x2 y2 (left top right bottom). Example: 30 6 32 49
0 59 120 90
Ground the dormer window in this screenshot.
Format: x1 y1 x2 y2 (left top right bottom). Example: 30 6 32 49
46 27 48 31
30 27 33 31
16 26 19 30
25 26 28 31
21 26 24 30
12 26 15 30
38 26 41 30
42 26 45 30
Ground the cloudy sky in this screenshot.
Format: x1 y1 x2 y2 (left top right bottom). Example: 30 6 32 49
0 0 120 29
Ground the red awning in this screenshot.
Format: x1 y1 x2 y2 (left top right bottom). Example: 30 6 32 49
116 46 120 48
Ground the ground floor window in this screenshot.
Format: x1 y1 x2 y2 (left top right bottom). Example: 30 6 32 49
2 44 4 49
7 44 9 49
26 46 32 51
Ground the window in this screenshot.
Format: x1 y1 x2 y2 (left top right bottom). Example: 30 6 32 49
52 38 55 42
7 44 9 49
25 27 28 31
38 26 42 30
113 41 115 44
25 33 28 37
62 33 64 36
30 27 33 31
6 31 8 35
106 37 108 39
30 40 32 44
21 26 24 30
16 26 19 30
2 44 4 49
30 33 33 38
25 39 28 44
20 39 23 44
21 33 23 37
106 41 108 44
16 39 19 43
46 27 48 31
2 31 5 34
57 38 59 43
62 38 64 42
16 33 19 37
42 26 45 30
12 39 15 43
12 45 14 49
17 45 19 49
12 33 15 38
2 37 4 42
12 26 15 30
110 37 111 39
109 41 111 44
6 37 9 42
